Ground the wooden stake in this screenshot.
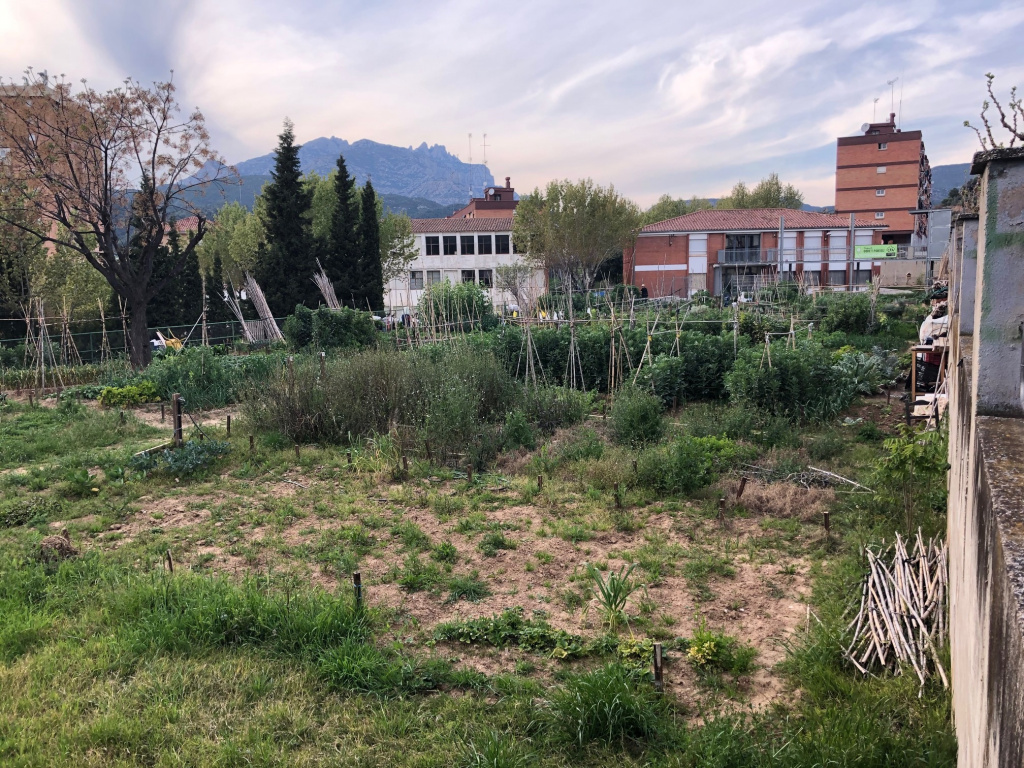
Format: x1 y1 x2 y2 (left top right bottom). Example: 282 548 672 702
402 455 409 473
172 393 183 447
294 444 300 461
226 414 231 436
161 402 165 422
467 464 473 483
249 435 255 453
653 642 664 692
614 482 623 509
319 351 326 379
718 497 726 522
736 477 747 501
287 355 295 397
165 549 174 574
353 571 363 609
823 511 831 535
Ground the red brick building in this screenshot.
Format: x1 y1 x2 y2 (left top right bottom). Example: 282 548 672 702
835 114 931 245
624 208 887 298
448 176 517 219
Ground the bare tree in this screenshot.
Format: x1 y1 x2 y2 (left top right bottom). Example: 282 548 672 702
964 73 1024 149
495 262 534 308
0 69 232 366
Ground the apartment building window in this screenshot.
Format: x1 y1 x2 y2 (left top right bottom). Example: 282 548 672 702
461 269 475 283
409 271 424 290
425 236 439 256
460 235 475 255
875 212 886 219
426 270 441 285
875 189 886 196
876 166 887 174
878 142 888 150
478 269 493 288
443 235 457 255
495 234 510 254
478 234 493 254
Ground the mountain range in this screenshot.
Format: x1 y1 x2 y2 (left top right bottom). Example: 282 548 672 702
234 137 494 205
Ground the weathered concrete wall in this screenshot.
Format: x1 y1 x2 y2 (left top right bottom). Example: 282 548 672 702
949 147 1024 767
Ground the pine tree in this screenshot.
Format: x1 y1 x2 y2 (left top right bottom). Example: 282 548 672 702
256 119 315 316
329 154 361 306
357 179 384 311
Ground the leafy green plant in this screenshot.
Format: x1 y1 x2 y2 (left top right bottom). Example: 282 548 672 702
610 388 664 447
434 607 587 658
431 541 459 564
680 618 757 676
98 380 160 407
396 554 447 593
502 410 536 451
807 431 846 462
871 426 948 532
588 563 639 632
635 434 750 496
129 440 232 478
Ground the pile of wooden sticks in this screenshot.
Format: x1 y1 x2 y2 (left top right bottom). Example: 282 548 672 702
844 531 949 691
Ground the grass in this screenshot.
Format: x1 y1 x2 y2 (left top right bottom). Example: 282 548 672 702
0 372 956 767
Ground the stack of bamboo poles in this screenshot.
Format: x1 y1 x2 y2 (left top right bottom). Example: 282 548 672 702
844 531 949 691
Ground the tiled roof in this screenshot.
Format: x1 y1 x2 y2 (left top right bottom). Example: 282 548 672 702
641 208 888 234
175 216 201 233
411 217 514 234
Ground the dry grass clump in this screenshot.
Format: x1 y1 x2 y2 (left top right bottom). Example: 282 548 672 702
39 528 79 562
738 481 835 522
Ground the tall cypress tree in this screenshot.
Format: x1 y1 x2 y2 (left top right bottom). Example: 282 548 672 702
357 179 384 312
149 226 204 329
329 154 360 306
257 119 314 316
204 253 232 324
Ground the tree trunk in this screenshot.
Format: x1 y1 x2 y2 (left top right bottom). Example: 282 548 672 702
128 297 152 368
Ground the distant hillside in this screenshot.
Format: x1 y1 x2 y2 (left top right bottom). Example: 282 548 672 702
931 163 972 205
177 174 462 220
234 137 494 205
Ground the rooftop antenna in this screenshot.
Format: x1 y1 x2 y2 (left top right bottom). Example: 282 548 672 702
898 74 904 128
887 78 898 117
481 133 489 166
873 97 879 122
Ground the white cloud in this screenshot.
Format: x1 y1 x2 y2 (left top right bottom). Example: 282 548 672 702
1 0 1022 206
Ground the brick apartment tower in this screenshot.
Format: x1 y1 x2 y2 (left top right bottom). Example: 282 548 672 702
835 113 931 245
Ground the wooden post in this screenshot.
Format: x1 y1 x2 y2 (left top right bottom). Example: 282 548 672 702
653 642 664 692
172 393 183 447
736 476 747 501
226 414 231 437
249 435 255 453
288 355 295 397
319 351 326 379
294 444 301 462
466 464 473 483
614 482 623 509
165 549 174 574
402 455 409 473
161 402 165 422
718 497 726 522
353 571 363 609
537 474 543 490
823 511 831 535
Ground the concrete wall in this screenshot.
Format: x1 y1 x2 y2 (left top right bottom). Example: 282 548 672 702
948 147 1024 767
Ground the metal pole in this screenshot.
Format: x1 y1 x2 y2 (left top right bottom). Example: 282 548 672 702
172 393 183 447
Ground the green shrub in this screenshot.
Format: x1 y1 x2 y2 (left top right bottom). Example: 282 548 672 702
807 431 846 462
434 607 587 658
545 664 671 748
556 427 605 463
97 380 160 407
146 347 283 409
418 281 497 330
282 304 314 350
635 435 750 495
520 386 591 433
726 340 855 422
611 388 664 447
502 410 536 451
311 306 377 350
819 294 872 334
635 333 733 406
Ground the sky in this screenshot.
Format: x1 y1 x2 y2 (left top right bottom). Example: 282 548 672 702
2 0 1022 207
